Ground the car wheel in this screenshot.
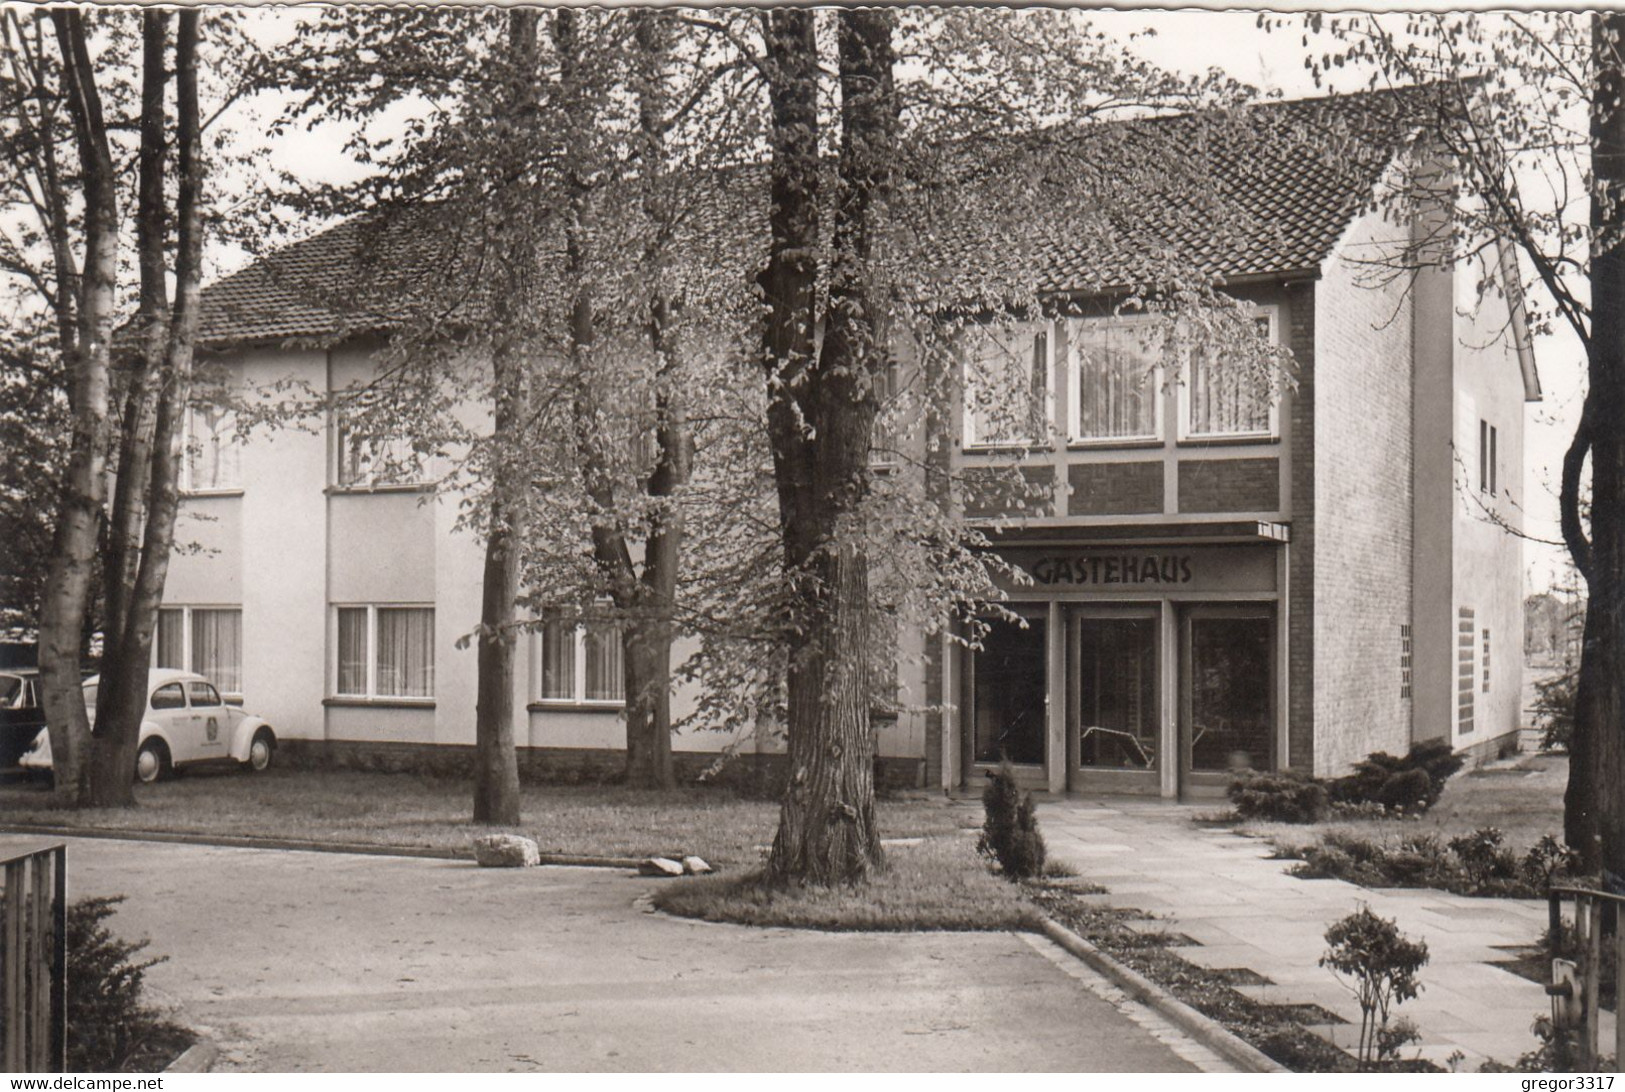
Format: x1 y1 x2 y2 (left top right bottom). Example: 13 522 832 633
248 729 275 773
135 740 170 784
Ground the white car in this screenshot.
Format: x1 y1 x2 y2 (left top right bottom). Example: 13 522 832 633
21 669 277 783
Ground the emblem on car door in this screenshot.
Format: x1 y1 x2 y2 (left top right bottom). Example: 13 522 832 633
207 717 219 742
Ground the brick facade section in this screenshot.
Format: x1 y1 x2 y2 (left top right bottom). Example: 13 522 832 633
1067 461 1163 516
1287 282 1316 773
1309 205 1416 776
1177 458 1280 513
962 465 1054 519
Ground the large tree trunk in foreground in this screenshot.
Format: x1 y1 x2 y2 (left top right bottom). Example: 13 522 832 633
761 9 896 885
37 9 119 804
1569 11 1625 879
86 11 204 808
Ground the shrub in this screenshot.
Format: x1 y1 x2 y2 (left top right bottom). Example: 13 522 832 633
1533 669 1577 753
1227 770 1329 823
66 896 185 1073
1330 740 1464 815
1447 828 1519 891
1522 835 1582 891
1321 907 1429 1069
978 762 1046 880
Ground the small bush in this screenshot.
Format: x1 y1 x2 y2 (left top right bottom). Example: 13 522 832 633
1448 828 1520 891
1522 835 1582 891
1329 740 1464 815
1533 669 1577 753
66 896 186 1073
1228 770 1329 823
1321 907 1429 1070
978 762 1046 880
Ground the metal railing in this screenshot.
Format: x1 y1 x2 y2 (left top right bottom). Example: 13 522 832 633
1548 884 1625 1071
0 842 65 1073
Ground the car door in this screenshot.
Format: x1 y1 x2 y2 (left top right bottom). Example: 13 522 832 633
186 682 229 761
147 682 193 762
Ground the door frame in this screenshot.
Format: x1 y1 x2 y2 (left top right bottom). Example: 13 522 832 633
1066 603 1164 796
1178 602 1277 799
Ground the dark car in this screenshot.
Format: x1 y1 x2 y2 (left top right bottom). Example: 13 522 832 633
0 668 47 772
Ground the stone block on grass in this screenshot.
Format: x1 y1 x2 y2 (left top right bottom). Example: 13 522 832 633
474 834 540 868
682 856 713 875
639 857 685 877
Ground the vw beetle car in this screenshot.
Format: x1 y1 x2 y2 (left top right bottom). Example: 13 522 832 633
21 668 276 783
0 668 47 773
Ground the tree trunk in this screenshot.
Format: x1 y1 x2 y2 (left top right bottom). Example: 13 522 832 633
1576 10 1625 881
86 11 204 808
37 10 120 804
470 8 537 827
762 9 896 885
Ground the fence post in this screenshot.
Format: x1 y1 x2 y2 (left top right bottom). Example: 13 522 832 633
0 844 66 1074
1585 898 1603 1070
51 846 65 1074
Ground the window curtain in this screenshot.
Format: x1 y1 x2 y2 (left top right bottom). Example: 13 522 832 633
538 613 575 700
583 623 623 702
190 608 242 693
336 607 368 694
1073 322 1159 440
376 607 433 697
188 405 240 490
1188 348 1270 436
155 609 185 669
965 326 1046 446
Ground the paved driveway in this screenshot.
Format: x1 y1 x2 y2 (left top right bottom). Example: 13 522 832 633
39 836 1214 1072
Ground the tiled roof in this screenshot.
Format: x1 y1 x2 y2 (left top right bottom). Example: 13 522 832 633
198 84 1449 348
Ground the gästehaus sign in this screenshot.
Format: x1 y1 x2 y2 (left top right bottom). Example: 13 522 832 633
997 544 1278 595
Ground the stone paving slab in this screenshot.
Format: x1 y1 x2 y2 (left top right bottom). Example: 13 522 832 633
1038 799 1555 1068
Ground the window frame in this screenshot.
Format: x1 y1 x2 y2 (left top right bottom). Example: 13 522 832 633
330 603 436 702
1066 313 1166 447
181 402 243 495
962 321 1055 451
330 398 426 491
152 605 243 698
529 616 625 708
1176 306 1281 443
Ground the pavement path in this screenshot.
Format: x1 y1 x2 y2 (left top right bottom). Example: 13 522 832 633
33 835 1222 1073
1034 799 1568 1070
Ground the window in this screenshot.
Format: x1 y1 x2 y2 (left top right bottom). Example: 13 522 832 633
964 323 1050 448
150 683 186 711
1479 420 1488 493
531 611 624 705
1458 607 1476 734
184 404 241 492
154 606 242 695
1400 623 1413 700
1482 627 1491 694
1183 313 1278 439
333 395 420 488
186 681 222 707
334 605 434 699
1069 318 1161 442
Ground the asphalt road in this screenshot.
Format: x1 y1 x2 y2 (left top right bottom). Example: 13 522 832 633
37 835 1206 1072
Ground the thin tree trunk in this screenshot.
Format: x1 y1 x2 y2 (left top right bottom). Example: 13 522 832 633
86 11 205 808
38 9 119 803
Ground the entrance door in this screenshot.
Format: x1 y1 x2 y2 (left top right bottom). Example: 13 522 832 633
1069 608 1160 793
1181 605 1275 796
968 610 1047 770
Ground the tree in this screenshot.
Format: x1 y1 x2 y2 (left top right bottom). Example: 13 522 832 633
1284 12 1625 875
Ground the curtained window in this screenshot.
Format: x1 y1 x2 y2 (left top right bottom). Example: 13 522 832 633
1184 315 1277 438
1070 319 1161 442
334 605 434 699
186 404 241 491
190 609 242 694
532 613 624 704
963 324 1050 448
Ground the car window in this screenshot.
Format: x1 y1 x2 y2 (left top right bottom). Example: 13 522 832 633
0 675 19 708
186 682 222 707
150 683 186 710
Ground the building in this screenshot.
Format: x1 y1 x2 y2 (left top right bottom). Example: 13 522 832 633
163 86 1539 795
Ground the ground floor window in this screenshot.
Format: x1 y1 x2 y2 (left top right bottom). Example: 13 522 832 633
1076 615 1158 770
335 605 434 699
1187 612 1272 773
532 611 624 705
971 612 1047 765
154 606 242 695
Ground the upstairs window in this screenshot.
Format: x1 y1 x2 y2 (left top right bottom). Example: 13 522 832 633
332 390 422 488
1069 318 1162 443
963 323 1051 448
1480 420 1499 496
1183 312 1279 439
184 404 241 492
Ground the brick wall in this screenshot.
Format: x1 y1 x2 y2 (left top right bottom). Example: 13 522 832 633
1067 461 1163 515
1177 458 1280 513
1287 282 1316 773
961 465 1054 519
1310 206 1415 777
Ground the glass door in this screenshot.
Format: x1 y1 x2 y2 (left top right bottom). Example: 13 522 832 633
1181 605 1275 795
1069 608 1160 793
969 609 1048 768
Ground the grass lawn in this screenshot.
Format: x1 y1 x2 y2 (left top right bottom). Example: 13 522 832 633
652 835 1035 931
0 768 971 869
1235 752 1569 858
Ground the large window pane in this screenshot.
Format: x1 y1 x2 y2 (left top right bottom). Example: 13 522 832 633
964 325 1048 447
1071 321 1160 440
190 608 242 694
972 614 1047 765
336 607 369 695
1187 316 1275 437
155 608 185 669
1189 614 1272 772
538 614 575 700
187 405 240 490
584 622 623 702
376 607 434 698
1078 617 1158 770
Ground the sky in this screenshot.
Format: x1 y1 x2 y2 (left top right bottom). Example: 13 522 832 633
222 6 1582 592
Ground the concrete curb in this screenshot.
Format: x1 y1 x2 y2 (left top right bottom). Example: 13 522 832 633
1038 914 1289 1074
164 1038 218 1074
0 824 650 870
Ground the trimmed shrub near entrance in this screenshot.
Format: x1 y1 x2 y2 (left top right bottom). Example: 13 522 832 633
1227 740 1466 824
979 762 1046 880
1228 770 1329 823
